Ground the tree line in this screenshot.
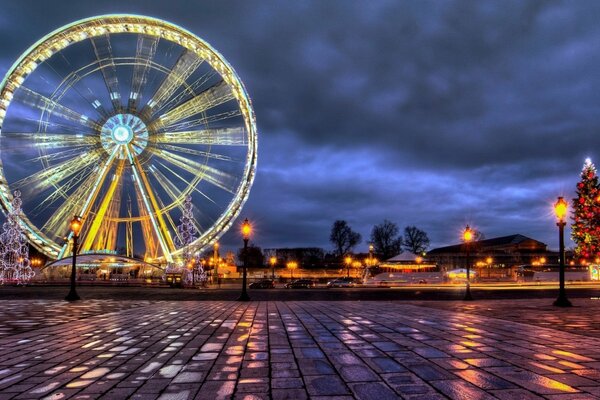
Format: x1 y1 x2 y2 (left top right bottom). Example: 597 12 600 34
330 219 430 260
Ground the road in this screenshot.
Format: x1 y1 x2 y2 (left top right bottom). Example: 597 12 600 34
1 283 600 301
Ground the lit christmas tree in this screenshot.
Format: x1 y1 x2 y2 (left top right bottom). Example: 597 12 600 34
169 195 205 284
0 191 34 284
571 158 600 263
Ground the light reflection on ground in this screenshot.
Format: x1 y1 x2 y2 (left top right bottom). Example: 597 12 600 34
0 299 599 398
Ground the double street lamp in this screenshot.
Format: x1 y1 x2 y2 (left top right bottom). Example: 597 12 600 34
237 218 251 301
270 256 276 280
345 256 352 278
553 197 572 307
463 225 474 301
65 216 82 302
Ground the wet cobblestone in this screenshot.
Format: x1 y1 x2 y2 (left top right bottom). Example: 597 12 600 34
0 299 600 398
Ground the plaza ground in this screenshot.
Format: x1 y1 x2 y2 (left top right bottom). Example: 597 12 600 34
2 288 600 399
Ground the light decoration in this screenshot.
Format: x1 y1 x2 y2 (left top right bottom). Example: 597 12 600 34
571 158 600 262
172 196 205 285
0 191 34 284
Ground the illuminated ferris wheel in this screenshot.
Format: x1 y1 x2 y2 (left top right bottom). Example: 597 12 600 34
0 15 257 263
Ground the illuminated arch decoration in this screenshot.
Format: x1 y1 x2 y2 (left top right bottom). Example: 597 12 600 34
0 15 257 263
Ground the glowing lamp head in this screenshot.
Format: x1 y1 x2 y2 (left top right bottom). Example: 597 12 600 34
415 256 423 264
369 244 374 252
270 256 277 266
241 218 251 240
486 257 492 264
345 256 352 265
463 225 473 242
70 216 82 236
554 196 568 221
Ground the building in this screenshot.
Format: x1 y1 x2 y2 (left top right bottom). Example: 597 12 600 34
426 234 555 275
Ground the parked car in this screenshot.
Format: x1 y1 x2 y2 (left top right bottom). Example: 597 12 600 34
327 277 356 288
285 279 315 289
249 279 275 289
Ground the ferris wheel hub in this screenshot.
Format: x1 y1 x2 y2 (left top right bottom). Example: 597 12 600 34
112 125 132 143
101 113 149 158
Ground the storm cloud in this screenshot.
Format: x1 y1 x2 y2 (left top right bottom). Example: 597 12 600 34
1 0 599 253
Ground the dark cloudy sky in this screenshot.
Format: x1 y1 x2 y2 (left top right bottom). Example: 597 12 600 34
2 0 599 253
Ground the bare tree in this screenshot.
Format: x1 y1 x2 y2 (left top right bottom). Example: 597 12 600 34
370 220 402 260
403 226 430 255
330 220 362 258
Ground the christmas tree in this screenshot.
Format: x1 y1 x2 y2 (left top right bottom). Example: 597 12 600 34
0 191 34 284
571 158 600 263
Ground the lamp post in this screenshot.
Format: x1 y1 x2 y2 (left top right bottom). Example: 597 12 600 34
238 219 251 301
270 256 276 280
65 216 82 302
463 225 474 301
287 261 297 280
345 256 352 278
553 197 572 307
369 244 374 267
213 242 219 284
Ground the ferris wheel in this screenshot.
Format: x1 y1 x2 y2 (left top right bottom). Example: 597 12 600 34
0 15 257 263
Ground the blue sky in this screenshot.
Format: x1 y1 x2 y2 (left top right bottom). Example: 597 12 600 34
1 0 599 254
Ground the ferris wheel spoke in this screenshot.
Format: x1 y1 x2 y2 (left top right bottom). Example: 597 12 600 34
152 164 214 225
91 34 123 113
154 127 246 146
33 165 96 214
144 50 204 115
80 159 126 251
154 69 217 116
126 145 175 261
41 167 106 238
56 146 120 258
155 161 218 206
159 110 242 131
15 87 101 131
13 148 103 193
128 35 159 112
29 146 97 165
155 143 236 162
1 132 99 150
152 80 234 129
150 148 236 194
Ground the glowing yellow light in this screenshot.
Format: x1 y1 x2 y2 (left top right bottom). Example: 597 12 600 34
486 257 492 264
540 257 546 264
70 216 82 236
345 256 352 266
463 225 473 242
241 218 251 239
270 256 276 266
287 261 297 269
554 197 568 221
415 256 423 264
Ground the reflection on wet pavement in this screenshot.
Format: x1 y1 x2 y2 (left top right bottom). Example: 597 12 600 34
0 299 599 399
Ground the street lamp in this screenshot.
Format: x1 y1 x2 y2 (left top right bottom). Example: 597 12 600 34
213 242 219 284
270 256 276 280
238 219 251 301
287 261 297 280
553 197 572 307
345 256 352 278
369 244 374 267
65 216 82 302
463 225 474 301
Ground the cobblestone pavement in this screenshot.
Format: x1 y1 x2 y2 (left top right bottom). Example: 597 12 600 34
1 300 600 399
